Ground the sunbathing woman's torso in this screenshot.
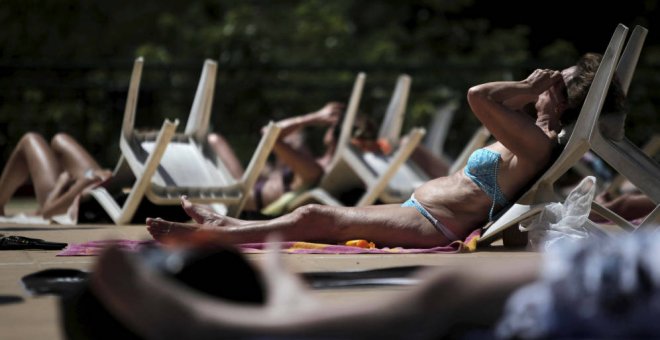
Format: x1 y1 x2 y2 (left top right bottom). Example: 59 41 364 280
413 141 555 237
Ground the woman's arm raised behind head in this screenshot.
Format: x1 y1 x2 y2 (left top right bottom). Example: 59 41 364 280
466 71 561 163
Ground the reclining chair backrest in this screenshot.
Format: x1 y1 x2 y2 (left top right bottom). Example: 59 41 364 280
479 23 629 244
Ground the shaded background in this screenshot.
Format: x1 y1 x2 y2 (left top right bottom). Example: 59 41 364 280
1 0 658 169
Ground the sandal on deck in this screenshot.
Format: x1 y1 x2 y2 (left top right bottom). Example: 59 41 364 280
0 235 67 250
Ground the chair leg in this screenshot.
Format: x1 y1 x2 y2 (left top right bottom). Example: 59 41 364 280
90 119 178 225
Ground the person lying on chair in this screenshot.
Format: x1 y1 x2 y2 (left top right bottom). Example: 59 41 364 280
207 102 345 215
146 53 625 248
0 132 111 218
0 131 201 223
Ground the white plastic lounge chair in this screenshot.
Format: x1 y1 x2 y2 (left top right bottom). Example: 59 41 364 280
568 27 656 193
424 101 458 161
587 25 660 230
288 73 426 208
605 134 660 196
89 58 281 224
479 23 630 244
359 74 430 203
378 74 413 146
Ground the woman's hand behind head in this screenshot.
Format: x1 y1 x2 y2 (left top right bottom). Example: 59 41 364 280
523 69 565 96
315 102 344 125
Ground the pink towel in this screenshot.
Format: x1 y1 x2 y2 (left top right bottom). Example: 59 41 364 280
57 229 481 256
57 239 154 256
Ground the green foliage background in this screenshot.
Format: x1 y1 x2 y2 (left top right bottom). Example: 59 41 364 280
1 0 658 168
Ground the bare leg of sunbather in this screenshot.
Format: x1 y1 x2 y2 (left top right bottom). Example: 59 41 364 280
50 133 110 180
590 191 656 222
148 202 450 248
207 133 245 180
0 133 62 214
409 143 451 178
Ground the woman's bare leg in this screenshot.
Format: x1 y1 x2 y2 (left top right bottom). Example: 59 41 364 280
409 144 450 178
271 139 324 187
0 133 62 213
50 133 109 180
207 133 244 180
590 192 655 222
148 203 451 247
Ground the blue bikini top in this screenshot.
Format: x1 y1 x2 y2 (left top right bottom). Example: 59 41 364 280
464 148 510 221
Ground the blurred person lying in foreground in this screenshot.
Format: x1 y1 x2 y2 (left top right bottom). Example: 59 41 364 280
81 228 660 339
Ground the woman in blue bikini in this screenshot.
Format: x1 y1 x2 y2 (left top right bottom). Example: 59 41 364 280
147 53 623 247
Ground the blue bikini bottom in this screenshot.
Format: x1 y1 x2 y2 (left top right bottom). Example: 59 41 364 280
401 194 459 242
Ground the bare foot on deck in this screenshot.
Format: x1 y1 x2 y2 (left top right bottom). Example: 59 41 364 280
146 217 210 242
180 196 248 227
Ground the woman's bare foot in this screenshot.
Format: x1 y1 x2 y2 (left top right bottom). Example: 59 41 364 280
180 196 248 227
146 217 214 242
